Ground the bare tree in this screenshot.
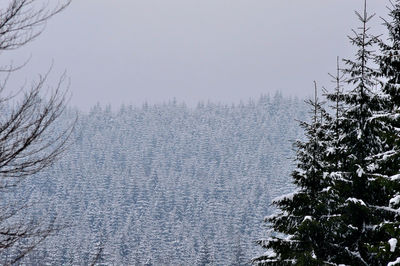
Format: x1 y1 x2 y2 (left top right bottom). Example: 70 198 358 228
0 0 73 264
0 0 70 51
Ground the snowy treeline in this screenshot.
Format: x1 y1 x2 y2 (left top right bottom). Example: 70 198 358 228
4 94 306 265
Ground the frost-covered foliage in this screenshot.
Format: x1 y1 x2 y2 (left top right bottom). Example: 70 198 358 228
7 94 306 265
253 88 338 265
254 1 400 265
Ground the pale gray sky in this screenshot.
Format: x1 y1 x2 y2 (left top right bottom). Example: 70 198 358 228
2 0 388 110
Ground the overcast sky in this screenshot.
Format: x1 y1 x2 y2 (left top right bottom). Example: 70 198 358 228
2 0 388 110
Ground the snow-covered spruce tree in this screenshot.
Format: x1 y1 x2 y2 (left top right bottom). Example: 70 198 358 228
367 0 400 263
321 3 387 264
252 84 336 265
324 1 400 264
254 1 400 265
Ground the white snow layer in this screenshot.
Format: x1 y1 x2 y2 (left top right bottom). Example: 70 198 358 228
388 256 400 266
326 147 335 155
389 238 398 253
264 249 277 258
346 197 366 206
272 191 297 203
391 174 400 181
357 167 364 177
367 163 378 172
390 195 400 207
321 186 331 193
264 214 278 221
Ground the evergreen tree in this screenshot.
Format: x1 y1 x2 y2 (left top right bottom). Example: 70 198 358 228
253 84 335 265
254 1 400 265
230 235 247 266
197 238 214 266
378 0 400 183
320 1 388 263
369 0 400 263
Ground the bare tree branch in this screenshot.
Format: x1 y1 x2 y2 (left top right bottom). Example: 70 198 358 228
0 0 71 51
0 0 73 263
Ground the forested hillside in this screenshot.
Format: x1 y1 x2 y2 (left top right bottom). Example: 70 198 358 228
6 94 306 265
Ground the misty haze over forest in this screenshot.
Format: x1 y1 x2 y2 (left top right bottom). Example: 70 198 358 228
4 0 400 265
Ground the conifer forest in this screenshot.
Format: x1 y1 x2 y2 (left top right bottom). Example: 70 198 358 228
2 0 400 265
3 96 305 265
